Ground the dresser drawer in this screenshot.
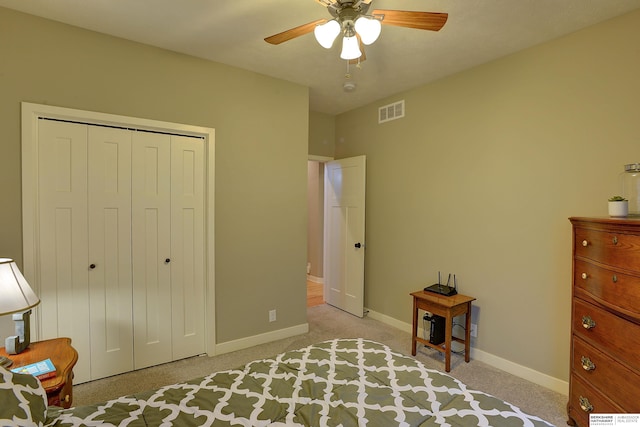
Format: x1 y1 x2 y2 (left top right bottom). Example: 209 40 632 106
574 259 640 319
572 336 640 411
575 227 640 271
572 299 640 373
569 374 622 427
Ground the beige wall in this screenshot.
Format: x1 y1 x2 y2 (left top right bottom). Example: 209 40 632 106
309 111 336 158
0 7 309 343
334 9 640 382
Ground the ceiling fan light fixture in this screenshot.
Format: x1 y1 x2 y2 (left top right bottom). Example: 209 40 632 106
340 35 362 60
354 16 381 45
314 19 340 48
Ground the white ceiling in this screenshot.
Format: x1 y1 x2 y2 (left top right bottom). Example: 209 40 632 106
2 0 640 115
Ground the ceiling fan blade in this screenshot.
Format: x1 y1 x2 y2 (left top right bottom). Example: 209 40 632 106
372 10 448 31
265 19 327 45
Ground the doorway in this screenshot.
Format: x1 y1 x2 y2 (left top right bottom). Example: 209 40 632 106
307 158 328 306
307 155 366 315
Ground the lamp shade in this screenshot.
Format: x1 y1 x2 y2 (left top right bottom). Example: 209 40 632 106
340 35 362 60
0 258 40 315
354 16 381 45
314 20 341 49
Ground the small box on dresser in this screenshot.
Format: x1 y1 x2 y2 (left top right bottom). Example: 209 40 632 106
568 217 640 426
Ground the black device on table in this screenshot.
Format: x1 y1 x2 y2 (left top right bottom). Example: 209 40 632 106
424 272 458 296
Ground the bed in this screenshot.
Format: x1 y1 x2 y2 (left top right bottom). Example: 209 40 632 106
2 338 553 426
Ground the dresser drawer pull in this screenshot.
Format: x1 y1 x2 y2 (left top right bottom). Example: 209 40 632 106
579 396 594 413
613 236 618 245
580 356 596 371
612 274 618 283
582 240 589 247
581 315 596 329
581 272 588 280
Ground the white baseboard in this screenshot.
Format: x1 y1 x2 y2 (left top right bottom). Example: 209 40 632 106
366 308 408 331
306 275 324 284
470 347 568 395
366 308 569 396
214 323 309 355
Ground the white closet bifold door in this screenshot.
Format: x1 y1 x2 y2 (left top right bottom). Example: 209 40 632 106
37 119 92 383
131 131 173 369
171 135 206 360
34 116 207 383
87 126 134 380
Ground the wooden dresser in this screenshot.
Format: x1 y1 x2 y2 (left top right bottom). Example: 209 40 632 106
568 217 640 426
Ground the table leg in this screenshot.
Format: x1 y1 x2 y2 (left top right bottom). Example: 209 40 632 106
411 297 418 356
444 311 452 372
464 302 471 363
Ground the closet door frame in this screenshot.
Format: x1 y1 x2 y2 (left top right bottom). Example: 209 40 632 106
21 102 216 358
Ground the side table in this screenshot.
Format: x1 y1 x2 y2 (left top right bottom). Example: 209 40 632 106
0 337 78 408
410 290 476 372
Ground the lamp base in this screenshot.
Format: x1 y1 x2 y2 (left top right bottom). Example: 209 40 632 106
5 310 32 355
0 355 13 368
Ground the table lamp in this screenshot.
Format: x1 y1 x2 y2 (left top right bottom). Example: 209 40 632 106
0 258 40 368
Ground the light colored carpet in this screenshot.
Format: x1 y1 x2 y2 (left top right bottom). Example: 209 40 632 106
73 304 567 426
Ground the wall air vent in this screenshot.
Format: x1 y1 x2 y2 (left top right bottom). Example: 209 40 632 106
378 100 405 124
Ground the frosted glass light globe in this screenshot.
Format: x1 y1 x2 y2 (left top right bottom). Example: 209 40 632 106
354 16 381 45
340 35 362 60
314 20 341 49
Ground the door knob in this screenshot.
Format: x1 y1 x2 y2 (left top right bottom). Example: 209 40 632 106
354 243 361 248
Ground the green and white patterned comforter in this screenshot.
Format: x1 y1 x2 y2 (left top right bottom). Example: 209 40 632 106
44 338 553 426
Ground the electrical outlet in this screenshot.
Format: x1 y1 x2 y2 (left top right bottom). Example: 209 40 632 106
470 323 478 338
269 309 277 322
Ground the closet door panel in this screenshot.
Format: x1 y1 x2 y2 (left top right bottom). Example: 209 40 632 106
171 135 206 359
37 120 91 383
87 126 134 380
132 132 173 369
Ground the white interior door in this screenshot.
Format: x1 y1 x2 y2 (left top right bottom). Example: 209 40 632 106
170 135 206 359
131 132 173 369
87 126 134 380
37 119 92 383
324 155 366 317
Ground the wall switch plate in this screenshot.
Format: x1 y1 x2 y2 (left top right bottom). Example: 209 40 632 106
269 309 277 322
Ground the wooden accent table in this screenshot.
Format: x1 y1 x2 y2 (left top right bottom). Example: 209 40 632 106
410 291 476 372
0 337 78 408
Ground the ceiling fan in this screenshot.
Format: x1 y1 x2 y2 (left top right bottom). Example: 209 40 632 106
264 0 448 61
